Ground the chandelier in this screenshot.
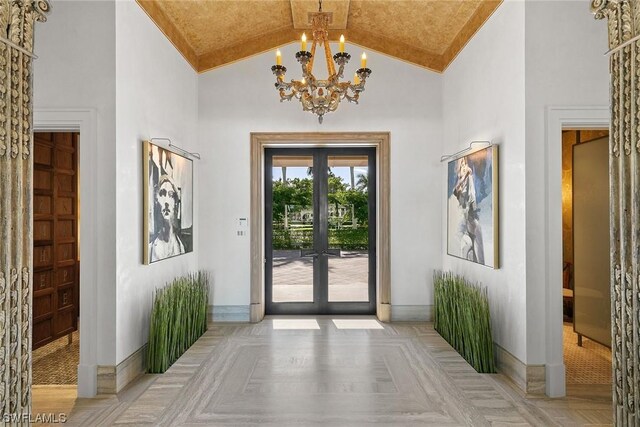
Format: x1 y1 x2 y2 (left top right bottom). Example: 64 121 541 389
270 0 372 124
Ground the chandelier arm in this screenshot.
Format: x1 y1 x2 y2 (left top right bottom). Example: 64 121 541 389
275 78 295 101
294 80 313 97
278 86 298 101
345 92 360 104
331 81 349 94
308 41 318 73
328 93 341 112
304 76 317 94
300 62 318 93
323 38 336 76
301 63 312 81
275 79 293 90
346 80 364 96
336 62 345 80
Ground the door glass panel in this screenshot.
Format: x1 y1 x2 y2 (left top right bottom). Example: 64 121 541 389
327 156 369 302
271 156 314 302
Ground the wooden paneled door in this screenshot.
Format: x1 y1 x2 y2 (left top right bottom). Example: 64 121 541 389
32 132 79 350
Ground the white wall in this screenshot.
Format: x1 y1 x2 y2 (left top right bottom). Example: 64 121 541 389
34 0 117 366
115 1 199 364
198 44 443 310
442 1 527 362
441 0 608 368
524 0 609 364
34 0 200 367
33 0 610 376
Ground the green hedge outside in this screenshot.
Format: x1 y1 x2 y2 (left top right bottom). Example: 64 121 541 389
272 227 368 250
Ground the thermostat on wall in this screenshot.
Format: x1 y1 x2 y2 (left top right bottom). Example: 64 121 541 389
237 217 248 236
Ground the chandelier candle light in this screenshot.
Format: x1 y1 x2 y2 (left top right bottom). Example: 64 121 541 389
270 0 372 124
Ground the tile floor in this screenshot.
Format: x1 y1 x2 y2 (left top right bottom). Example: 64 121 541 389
32 317 613 426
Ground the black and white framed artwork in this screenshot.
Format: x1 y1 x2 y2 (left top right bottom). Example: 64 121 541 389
143 140 193 264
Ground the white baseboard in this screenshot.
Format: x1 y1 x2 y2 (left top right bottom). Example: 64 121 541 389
209 305 250 322
391 305 432 322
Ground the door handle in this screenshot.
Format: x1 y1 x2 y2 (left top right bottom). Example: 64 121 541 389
321 250 341 257
301 250 319 258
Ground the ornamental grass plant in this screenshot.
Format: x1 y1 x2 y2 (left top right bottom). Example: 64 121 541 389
147 271 209 373
433 271 496 373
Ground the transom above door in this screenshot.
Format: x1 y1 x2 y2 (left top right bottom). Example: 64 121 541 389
265 147 376 315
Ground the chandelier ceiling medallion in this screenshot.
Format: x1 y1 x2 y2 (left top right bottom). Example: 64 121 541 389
271 0 372 124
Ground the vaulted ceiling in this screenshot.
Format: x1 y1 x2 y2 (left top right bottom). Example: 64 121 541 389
136 0 502 73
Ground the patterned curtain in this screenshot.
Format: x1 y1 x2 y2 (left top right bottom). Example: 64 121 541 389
0 0 49 419
592 0 640 425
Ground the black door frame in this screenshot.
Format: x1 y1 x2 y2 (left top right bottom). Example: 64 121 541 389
265 147 376 315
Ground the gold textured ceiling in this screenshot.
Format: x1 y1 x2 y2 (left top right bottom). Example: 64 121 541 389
136 0 502 73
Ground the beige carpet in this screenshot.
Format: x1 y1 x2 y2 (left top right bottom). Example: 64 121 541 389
563 323 611 385
32 331 79 385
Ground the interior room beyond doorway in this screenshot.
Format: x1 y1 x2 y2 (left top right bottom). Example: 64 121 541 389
560 129 612 395
32 132 80 388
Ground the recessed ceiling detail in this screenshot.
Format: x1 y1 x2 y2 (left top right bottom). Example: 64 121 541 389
291 0 350 29
136 0 502 74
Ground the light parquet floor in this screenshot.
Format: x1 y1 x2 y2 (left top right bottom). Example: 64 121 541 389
33 317 613 426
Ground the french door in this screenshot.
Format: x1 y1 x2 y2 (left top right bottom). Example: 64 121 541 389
265 147 376 314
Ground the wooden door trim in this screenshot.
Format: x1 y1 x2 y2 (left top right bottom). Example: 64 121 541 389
250 132 391 322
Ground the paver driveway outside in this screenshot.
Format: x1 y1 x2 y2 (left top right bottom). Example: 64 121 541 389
272 250 369 302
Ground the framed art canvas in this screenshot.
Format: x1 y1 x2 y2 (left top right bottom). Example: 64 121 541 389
143 140 194 264
447 145 499 268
